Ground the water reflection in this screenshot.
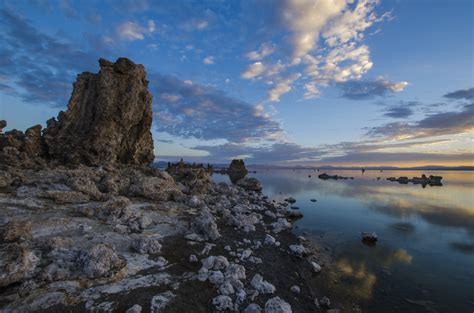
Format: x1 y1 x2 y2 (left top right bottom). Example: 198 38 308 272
329 247 413 301
389 222 416 234
213 169 474 312
449 242 474 254
242 170 474 234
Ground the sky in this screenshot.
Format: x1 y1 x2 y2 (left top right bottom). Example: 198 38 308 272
0 0 473 167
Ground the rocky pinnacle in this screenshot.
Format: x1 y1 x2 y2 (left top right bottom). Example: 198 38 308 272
43 58 154 165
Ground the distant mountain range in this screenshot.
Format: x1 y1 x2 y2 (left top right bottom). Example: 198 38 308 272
154 161 473 171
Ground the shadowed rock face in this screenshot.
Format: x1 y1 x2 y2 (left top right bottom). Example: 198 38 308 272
43 58 154 165
228 159 248 183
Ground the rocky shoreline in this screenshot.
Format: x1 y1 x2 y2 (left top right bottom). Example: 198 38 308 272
0 163 339 313
0 58 344 313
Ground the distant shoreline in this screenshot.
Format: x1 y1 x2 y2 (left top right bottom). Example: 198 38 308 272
246 167 474 171
153 161 474 171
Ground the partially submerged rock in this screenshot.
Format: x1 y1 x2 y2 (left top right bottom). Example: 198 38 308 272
228 159 248 183
318 173 353 180
361 232 378 243
236 177 263 191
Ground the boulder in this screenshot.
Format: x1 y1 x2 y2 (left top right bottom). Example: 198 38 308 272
264 297 292 313
132 237 162 255
43 58 154 165
236 177 263 191
250 274 276 294
244 303 262 313
78 244 126 278
212 295 233 311
191 208 221 240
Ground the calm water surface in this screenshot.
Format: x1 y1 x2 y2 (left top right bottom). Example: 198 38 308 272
214 170 474 313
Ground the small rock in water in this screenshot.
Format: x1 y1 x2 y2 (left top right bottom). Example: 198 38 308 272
290 285 300 293
189 254 198 263
290 206 299 210
286 210 303 219
310 199 317 202
284 197 296 203
361 232 378 243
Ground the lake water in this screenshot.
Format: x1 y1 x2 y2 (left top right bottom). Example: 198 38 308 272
213 169 474 313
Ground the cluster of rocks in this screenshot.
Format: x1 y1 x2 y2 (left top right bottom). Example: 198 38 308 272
387 174 443 186
166 158 214 174
0 57 336 312
318 173 354 180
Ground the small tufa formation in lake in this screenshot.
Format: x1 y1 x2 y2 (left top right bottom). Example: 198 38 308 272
0 58 323 312
387 174 443 187
318 173 354 180
228 159 248 183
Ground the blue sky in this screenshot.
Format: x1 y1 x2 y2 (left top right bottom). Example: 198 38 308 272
0 0 473 166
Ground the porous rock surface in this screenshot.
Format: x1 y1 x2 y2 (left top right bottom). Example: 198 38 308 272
0 58 154 167
43 58 154 165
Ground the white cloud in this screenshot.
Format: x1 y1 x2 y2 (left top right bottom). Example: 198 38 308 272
182 19 209 31
322 0 382 46
241 62 265 79
268 74 301 102
242 0 394 102
147 20 156 32
147 43 158 50
203 56 215 65
281 0 347 60
193 19 208 30
304 82 320 99
385 79 408 92
116 19 156 41
160 93 181 103
246 42 275 61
